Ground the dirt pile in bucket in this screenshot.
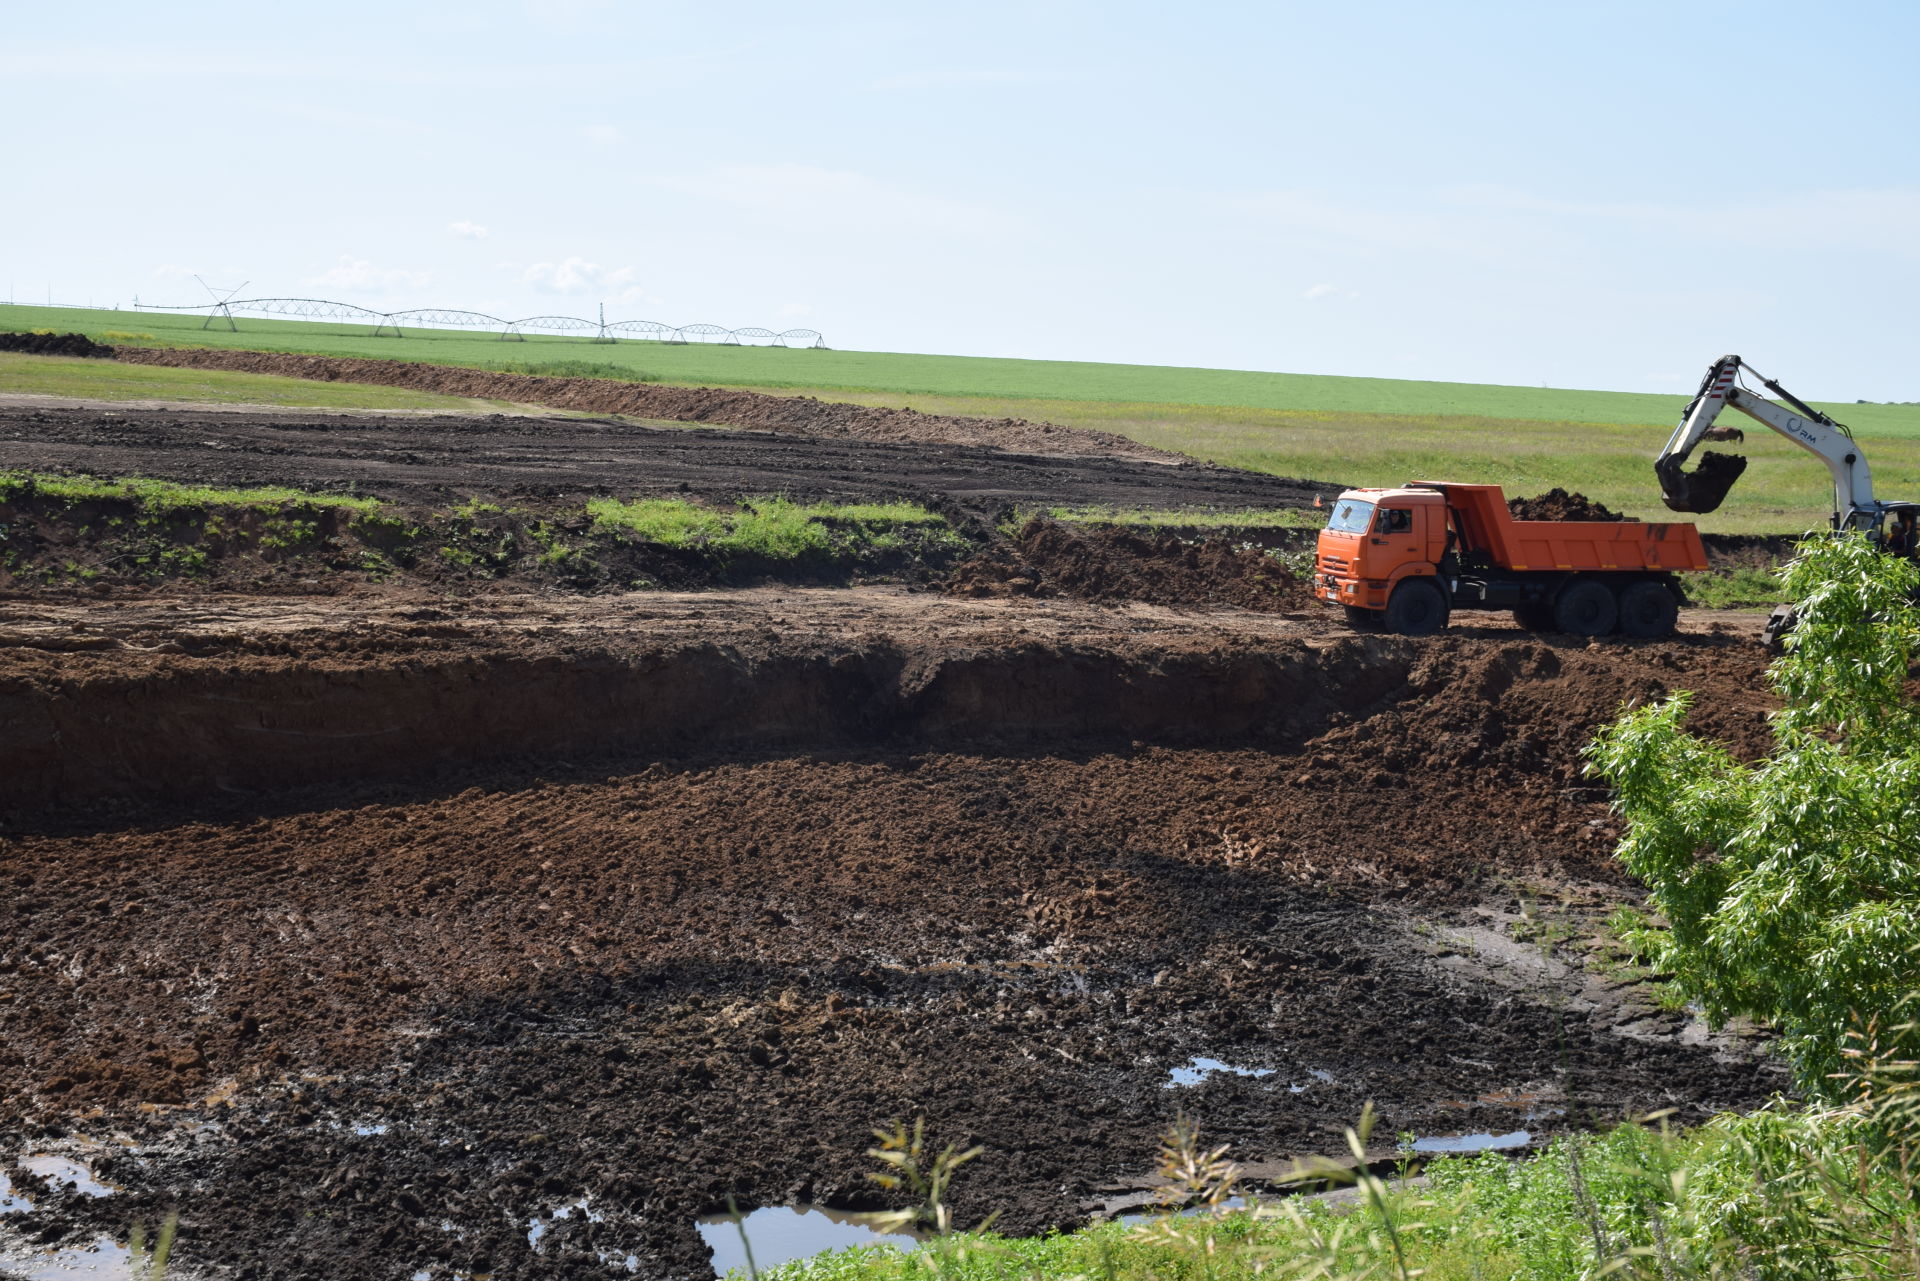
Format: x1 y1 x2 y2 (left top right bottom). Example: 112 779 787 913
1506 488 1636 522
947 517 1311 611
0 330 115 358
113 346 1187 463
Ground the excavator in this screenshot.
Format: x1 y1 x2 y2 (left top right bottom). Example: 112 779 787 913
1654 353 1920 646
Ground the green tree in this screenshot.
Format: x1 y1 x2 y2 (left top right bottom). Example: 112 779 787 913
1587 533 1920 1097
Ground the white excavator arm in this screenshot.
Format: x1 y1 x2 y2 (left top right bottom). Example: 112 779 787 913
1656 354 1878 530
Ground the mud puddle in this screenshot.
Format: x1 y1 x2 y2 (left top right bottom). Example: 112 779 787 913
695 1205 917 1277
1410 1130 1532 1154
0 1159 135 1281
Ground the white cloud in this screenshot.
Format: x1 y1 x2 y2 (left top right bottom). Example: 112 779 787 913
302 256 429 294
448 220 490 239
519 258 654 305
1302 283 1342 300
581 124 623 145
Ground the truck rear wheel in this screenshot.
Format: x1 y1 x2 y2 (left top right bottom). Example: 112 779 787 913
1617 580 1680 639
1384 578 1449 636
1513 602 1555 631
1553 579 1618 637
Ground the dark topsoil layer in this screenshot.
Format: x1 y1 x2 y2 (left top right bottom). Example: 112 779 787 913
0 600 1784 1280
0 403 1337 521
0 331 114 359
112 346 1188 464
948 517 1313 611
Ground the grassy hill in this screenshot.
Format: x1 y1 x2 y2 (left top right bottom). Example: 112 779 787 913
6 302 1916 533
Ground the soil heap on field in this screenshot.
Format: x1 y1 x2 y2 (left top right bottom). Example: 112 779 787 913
114 346 1185 463
947 516 1311 611
1506 488 1636 522
0 330 114 358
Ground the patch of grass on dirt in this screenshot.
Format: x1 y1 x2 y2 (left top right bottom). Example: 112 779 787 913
1687 564 1787 609
0 480 977 592
0 351 522 413
0 471 382 513
588 497 951 559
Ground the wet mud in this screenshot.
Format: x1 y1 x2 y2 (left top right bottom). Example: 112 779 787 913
0 589 1783 1279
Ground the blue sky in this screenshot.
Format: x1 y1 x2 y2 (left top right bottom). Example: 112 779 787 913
4 0 1916 399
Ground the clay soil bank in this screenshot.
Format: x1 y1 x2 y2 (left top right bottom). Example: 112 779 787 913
0 589 1785 1280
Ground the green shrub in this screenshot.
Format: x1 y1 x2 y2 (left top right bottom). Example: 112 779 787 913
1588 532 1920 1095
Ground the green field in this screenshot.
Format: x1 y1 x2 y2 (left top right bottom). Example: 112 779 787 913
7 302 1917 533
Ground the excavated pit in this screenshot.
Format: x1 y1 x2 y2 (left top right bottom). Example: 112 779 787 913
0 589 1784 1280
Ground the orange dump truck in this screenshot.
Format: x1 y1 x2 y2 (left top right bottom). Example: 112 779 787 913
1314 482 1708 638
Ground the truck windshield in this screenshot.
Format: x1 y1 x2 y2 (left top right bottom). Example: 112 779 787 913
1325 499 1374 534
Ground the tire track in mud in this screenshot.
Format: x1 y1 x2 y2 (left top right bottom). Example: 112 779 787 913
0 600 1784 1278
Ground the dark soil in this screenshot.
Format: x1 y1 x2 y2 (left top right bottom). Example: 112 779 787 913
0 480 974 596
0 331 114 358
1506 489 1635 522
0 404 1338 522
0 591 1783 1279
947 517 1313 611
0 395 1793 1280
114 347 1185 463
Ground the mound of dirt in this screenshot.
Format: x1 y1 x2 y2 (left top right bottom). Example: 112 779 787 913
0 330 115 358
1506 488 1636 522
947 518 1311 611
114 347 1188 463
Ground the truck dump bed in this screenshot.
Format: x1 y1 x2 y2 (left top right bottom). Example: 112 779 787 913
1429 483 1709 573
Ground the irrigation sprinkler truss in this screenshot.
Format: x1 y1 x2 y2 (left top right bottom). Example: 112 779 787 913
133 296 827 348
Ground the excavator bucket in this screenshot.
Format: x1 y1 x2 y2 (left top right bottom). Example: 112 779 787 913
1656 449 1748 514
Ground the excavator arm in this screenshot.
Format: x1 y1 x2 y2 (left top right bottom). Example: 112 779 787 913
1657 354 1876 529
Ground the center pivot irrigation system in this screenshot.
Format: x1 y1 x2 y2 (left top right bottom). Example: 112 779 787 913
135 287 827 348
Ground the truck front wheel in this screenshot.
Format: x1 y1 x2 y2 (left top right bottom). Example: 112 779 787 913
1617 580 1680 639
1384 578 1450 636
1553 579 1618 637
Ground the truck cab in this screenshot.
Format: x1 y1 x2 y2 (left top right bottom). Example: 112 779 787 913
1315 487 1450 617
